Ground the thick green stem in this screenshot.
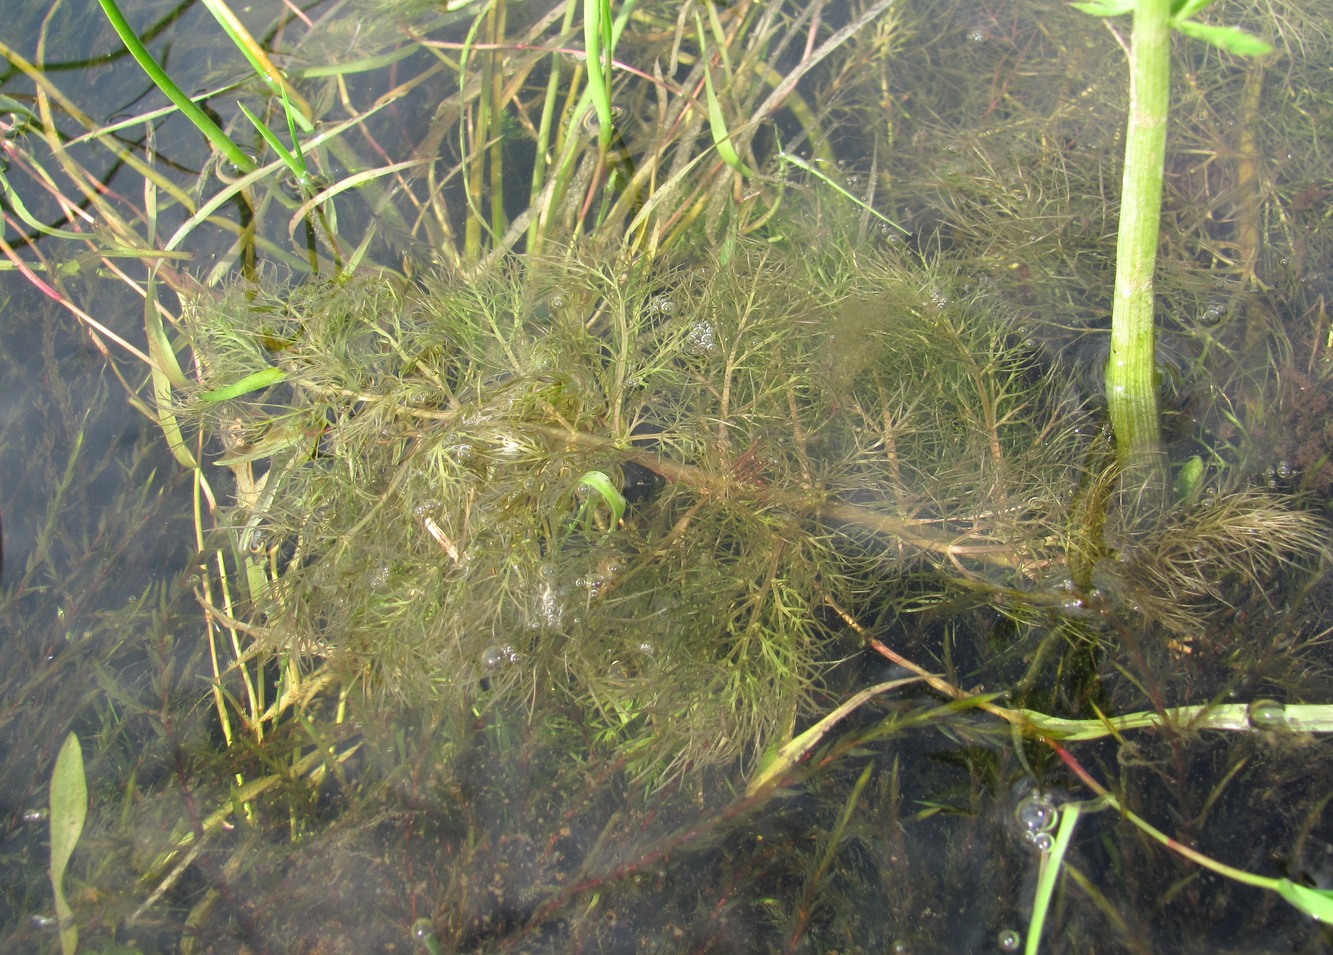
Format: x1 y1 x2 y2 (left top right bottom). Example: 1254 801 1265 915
1106 0 1169 477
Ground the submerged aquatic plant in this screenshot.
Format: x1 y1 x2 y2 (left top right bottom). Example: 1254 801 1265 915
180 210 1328 782
5 0 1333 950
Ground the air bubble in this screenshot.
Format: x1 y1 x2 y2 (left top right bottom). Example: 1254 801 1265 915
21 808 48 824
996 928 1021 952
1014 793 1057 834
1248 699 1286 728
482 646 506 668
1059 596 1090 617
1276 460 1294 480
412 917 437 941
550 293 567 309
216 153 259 182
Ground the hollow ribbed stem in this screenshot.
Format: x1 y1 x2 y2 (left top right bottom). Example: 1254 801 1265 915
1106 0 1170 479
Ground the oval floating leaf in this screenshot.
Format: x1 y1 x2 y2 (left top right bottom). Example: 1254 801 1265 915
49 732 87 955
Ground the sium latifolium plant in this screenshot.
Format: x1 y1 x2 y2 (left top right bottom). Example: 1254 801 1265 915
1070 0 1271 481
7 1 1333 949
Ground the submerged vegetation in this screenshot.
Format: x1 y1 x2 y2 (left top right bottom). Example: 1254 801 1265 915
3 0 1333 951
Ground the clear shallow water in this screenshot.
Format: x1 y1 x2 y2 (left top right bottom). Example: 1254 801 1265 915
2 1 1332 952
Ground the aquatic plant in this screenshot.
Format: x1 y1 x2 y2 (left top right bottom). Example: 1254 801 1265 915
1071 0 1270 480
3 0 1333 951
176 204 1329 787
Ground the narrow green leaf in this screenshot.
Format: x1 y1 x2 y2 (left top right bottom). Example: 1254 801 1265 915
0 170 88 240
576 470 626 528
1171 19 1273 56
237 102 306 182
198 0 315 133
145 272 199 468
1276 879 1333 922
1026 803 1082 955
690 10 754 177
583 0 616 148
214 416 318 465
49 733 88 955
746 679 918 797
777 149 907 234
282 87 306 168
1070 0 1136 16
198 367 287 403
1171 0 1216 18
96 0 256 173
143 271 189 389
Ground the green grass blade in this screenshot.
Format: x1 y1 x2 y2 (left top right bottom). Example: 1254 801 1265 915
237 102 308 184
198 0 315 132
576 470 627 529
1276 879 1333 922
1026 802 1082 955
777 149 906 233
96 0 257 174
583 0 617 148
145 269 199 468
695 14 754 178
0 169 88 240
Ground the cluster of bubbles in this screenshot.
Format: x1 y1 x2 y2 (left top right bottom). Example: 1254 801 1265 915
1046 577 1103 620
481 644 522 669
574 553 625 599
1013 789 1059 853
1264 460 1298 490
645 294 676 318
685 320 719 355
